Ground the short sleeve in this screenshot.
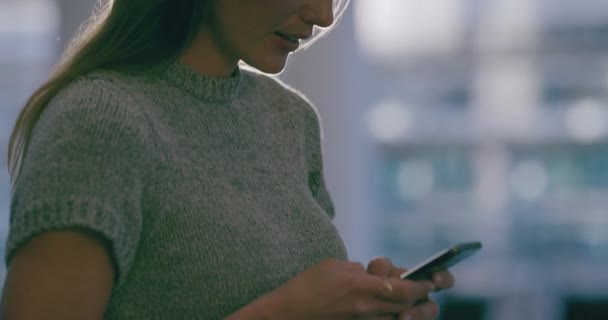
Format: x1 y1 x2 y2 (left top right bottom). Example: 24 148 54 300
303 105 336 219
5 77 152 288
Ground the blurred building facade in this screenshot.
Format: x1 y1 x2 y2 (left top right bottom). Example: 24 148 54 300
286 1 608 319
351 1 608 319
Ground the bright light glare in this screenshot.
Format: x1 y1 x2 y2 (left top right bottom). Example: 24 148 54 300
367 100 411 143
354 0 464 61
474 59 538 133
566 99 608 143
0 0 60 34
397 160 434 199
509 160 548 200
478 0 538 51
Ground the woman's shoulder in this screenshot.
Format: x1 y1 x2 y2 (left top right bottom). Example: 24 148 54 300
55 68 144 102
39 68 156 144
47 68 150 118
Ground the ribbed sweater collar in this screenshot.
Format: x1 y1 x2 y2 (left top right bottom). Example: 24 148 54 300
155 60 242 103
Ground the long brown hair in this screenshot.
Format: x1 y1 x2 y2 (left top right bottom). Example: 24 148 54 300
7 0 350 184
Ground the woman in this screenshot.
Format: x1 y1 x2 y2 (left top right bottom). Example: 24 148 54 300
1 0 454 319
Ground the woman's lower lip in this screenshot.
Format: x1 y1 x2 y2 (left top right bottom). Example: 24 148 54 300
274 34 299 52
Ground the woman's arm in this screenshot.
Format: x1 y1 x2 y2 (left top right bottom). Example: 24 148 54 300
0 229 115 320
0 232 441 320
224 293 278 320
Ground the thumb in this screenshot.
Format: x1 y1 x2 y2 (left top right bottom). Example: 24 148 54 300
367 256 393 277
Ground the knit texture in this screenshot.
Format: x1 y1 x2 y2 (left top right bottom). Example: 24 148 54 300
5 61 348 319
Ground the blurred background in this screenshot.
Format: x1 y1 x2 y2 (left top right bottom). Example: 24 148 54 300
1 0 608 319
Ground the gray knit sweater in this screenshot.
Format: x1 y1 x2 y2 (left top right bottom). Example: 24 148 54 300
5 61 348 319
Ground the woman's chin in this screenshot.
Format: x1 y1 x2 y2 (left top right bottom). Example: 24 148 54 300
247 56 289 74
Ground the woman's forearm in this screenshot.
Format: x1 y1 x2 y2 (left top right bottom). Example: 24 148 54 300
224 292 284 320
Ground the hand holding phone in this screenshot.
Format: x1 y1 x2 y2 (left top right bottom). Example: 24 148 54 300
400 241 482 281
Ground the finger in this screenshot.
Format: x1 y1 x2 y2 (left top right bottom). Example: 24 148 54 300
431 270 455 291
339 260 367 273
388 266 407 278
371 316 397 320
414 295 431 306
356 299 415 318
398 298 440 320
367 257 393 277
377 278 435 303
344 274 419 317
355 272 434 306
349 280 419 317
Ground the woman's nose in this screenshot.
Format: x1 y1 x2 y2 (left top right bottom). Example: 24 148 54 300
301 0 335 28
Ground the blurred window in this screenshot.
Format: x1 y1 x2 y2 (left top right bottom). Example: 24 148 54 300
354 1 608 318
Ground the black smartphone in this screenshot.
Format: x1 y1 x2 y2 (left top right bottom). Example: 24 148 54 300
399 241 482 281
